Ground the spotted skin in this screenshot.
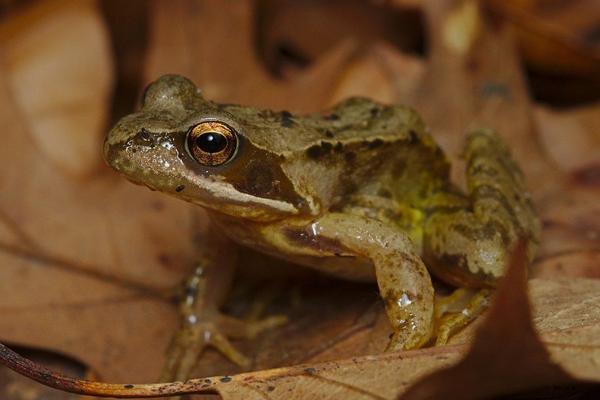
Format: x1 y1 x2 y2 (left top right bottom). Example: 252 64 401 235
422 130 540 288
103 75 541 374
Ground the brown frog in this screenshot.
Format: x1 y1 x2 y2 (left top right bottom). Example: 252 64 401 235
104 74 540 380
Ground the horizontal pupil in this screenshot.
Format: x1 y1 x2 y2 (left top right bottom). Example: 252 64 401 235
196 132 227 153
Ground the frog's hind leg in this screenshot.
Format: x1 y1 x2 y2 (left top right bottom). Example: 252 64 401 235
423 129 540 288
423 130 540 342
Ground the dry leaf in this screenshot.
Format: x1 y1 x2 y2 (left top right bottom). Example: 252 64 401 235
0 0 112 177
2 258 600 398
0 0 599 399
402 241 573 400
535 103 600 172
258 0 423 78
145 0 357 112
0 0 195 382
487 0 600 78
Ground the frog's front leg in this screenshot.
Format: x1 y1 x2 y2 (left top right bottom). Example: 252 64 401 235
162 263 244 382
310 213 435 351
161 227 286 382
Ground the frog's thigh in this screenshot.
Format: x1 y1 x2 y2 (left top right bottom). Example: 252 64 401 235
315 213 434 351
423 130 540 286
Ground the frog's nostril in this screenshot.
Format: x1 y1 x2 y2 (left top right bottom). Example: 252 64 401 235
133 129 156 147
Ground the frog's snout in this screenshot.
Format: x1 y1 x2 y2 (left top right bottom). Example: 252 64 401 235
102 138 112 166
103 136 126 174
104 118 157 173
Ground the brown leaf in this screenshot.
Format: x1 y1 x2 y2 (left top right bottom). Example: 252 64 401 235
1 0 112 177
0 0 194 382
144 0 358 112
2 274 600 398
535 103 600 173
532 100 599 276
401 241 573 400
533 250 600 280
258 0 423 78
0 0 599 399
487 0 600 78
414 0 599 282
414 0 559 194
156 276 600 399
329 42 425 105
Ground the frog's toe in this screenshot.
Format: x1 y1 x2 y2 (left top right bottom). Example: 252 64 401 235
386 324 433 352
434 288 492 346
161 318 251 382
219 313 289 340
161 313 287 382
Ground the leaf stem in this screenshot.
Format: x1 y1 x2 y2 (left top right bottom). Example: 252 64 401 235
0 343 215 398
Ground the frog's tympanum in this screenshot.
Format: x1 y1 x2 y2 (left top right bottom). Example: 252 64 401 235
105 75 540 380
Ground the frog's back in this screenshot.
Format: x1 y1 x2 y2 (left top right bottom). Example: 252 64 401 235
261 97 453 213
302 97 429 145
221 97 434 153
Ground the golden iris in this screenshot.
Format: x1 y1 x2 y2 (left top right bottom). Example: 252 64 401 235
187 121 237 166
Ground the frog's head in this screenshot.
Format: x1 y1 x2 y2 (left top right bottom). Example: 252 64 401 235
104 74 312 222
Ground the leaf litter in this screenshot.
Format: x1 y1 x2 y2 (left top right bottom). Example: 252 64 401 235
0 0 599 399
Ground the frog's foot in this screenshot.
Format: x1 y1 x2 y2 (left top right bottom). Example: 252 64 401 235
434 288 492 345
160 312 287 382
162 266 288 381
386 322 432 352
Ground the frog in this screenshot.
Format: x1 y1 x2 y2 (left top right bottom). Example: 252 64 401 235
104 74 540 381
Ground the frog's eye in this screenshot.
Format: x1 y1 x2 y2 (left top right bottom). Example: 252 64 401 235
187 121 238 166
